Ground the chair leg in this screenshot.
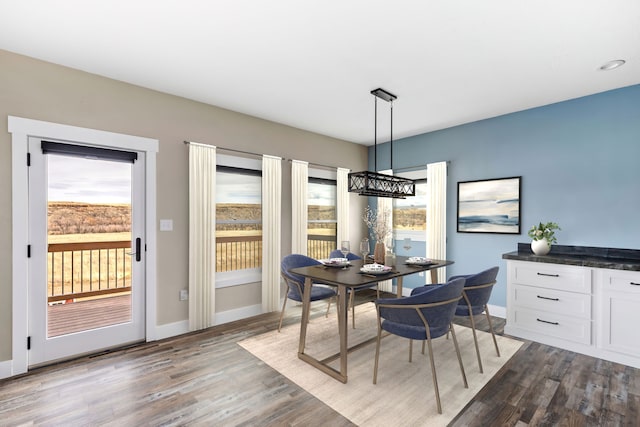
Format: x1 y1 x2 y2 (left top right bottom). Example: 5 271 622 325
373 325 383 384
468 310 484 373
449 323 469 389
409 340 413 362
424 338 442 414
421 340 425 355
325 296 332 318
278 297 289 332
484 304 501 357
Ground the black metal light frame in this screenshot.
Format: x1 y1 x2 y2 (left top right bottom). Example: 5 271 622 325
348 88 415 199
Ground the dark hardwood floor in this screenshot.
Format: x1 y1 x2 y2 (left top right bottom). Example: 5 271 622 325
1 290 639 426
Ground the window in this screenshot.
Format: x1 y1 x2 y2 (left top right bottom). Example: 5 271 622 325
393 177 428 255
307 176 337 260
215 165 262 274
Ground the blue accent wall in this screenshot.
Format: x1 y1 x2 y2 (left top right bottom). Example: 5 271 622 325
371 84 640 307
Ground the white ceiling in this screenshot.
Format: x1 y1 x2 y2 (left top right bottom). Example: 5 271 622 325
1 0 639 145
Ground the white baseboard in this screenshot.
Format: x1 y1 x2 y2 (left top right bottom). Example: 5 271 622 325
487 304 506 318
214 304 263 325
0 359 13 380
153 303 264 341
154 319 190 341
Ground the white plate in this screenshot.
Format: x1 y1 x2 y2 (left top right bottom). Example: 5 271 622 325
360 266 392 275
321 259 350 268
405 257 433 266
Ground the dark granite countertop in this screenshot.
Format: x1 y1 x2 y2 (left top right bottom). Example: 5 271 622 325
502 243 640 271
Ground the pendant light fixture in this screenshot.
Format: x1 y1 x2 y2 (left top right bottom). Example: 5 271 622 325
348 88 415 199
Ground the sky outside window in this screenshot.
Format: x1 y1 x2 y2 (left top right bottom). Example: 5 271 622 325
47 155 131 204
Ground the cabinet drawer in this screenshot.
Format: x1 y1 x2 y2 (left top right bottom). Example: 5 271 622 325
601 269 640 293
512 307 591 345
513 284 591 319
512 262 591 293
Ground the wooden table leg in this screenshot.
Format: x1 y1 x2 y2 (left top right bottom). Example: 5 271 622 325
431 269 438 285
298 277 313 354
396 276 403 298
337 285 348 379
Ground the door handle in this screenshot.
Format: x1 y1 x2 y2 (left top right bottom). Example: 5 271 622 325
135 238 141 262
126 238 142 262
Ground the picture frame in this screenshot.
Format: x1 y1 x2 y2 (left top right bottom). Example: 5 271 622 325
457 176 521 234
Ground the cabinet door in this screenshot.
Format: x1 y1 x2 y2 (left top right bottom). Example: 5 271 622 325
600 270 640 356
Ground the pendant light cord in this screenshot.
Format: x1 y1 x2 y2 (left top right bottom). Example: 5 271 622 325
374 95 378 172
390 100 393 172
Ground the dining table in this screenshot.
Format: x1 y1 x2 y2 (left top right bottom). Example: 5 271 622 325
289 256 454 383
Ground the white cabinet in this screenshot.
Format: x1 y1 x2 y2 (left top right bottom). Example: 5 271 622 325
599 269 640 356
507 261 592 346
506 260 640 369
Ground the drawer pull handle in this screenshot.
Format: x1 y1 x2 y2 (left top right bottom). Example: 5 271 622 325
537 273 560 277
631 282 640 286
537 295 559 301
537 318 559 326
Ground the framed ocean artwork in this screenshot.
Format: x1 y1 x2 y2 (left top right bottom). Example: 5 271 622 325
457 176 521 234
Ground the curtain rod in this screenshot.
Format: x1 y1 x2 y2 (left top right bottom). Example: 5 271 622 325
286 158 344 171
392 161 451 173
183 141 279 160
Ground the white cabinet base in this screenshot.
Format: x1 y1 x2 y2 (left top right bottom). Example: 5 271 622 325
506 260 640 370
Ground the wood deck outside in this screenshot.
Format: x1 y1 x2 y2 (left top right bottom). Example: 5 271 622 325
47 294 132 337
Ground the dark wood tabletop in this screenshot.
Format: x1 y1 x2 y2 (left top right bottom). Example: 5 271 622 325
289 256 454 289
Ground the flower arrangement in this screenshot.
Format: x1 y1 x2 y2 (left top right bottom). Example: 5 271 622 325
527 221 561 245
362 205 391 242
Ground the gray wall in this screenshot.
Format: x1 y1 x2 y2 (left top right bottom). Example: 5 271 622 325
0 49 368 362
377 84 640 306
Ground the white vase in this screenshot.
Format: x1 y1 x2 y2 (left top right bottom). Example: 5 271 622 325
531 238 551 255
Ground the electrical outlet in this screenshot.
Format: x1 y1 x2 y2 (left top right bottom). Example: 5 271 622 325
179 289 188 301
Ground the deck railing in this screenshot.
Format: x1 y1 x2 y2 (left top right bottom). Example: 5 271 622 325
216 235 263 272
47 233 338 300
307 234 337 260
47 240 132 303
215 234 336 272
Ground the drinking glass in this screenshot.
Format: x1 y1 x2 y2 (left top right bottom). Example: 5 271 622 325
403 237 412 254
359 238 370 263
340 240 350 269
340 240 350 258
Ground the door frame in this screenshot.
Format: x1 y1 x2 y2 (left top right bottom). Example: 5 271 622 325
8 116 159 376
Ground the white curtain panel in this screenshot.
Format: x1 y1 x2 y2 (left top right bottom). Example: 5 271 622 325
426 161 448 283
377 169 393 293
262 155 282 312
188 142 216 331
291 160 308 255
336 167 350 249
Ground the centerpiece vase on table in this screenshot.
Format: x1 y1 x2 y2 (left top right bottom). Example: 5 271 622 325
374 242 386 264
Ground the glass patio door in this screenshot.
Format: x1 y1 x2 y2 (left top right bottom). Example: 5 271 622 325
27 137 146 366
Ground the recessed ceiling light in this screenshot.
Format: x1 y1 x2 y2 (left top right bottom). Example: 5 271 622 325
599 59 626 71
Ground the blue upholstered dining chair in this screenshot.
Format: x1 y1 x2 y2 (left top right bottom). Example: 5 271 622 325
448 266 500 373
279 254 337 332
328 249 380 329
373 277 467 414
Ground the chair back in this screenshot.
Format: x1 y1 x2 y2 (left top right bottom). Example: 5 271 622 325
281 254 322 298
328 249 361 261
377 277 465 339
456 266 499 309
